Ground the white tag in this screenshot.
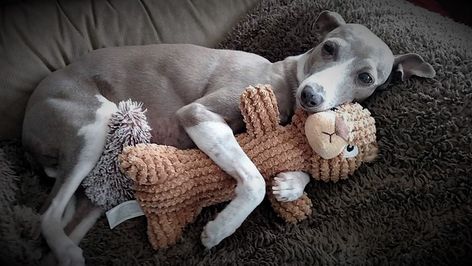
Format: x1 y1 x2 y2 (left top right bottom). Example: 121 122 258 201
106 200 144 229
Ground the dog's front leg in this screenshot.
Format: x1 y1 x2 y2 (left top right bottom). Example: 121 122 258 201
177 102 266 248
272 171 310 202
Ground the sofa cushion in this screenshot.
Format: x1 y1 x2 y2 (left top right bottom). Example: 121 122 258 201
0 0 259 139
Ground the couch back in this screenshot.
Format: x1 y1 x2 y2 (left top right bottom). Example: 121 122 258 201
0 0 258 139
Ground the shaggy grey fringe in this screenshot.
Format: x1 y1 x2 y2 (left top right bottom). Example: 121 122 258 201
82 100 152 210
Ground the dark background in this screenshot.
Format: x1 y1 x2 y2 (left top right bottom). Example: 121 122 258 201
408 0 471 26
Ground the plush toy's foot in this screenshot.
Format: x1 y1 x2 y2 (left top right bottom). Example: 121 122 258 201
269 194 313 223
272 171 310 202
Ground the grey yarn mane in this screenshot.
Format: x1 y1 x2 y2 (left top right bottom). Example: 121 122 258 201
82 100 151 210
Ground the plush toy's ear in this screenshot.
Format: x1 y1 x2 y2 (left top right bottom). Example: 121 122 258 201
313 11 346 39
363 144 378 163
240 85 280 137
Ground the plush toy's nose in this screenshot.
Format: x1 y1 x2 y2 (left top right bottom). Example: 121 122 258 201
301 85 325 107
304 111 347 159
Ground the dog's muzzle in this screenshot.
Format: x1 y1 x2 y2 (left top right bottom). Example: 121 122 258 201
301 85 325 108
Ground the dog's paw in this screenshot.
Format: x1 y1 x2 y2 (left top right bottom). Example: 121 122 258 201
272 172 306 202
56 245 85 266
201 220 234 249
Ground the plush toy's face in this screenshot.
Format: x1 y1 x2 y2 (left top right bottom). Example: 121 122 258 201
304 103 378 181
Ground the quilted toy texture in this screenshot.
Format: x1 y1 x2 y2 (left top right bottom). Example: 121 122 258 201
120 84 378 249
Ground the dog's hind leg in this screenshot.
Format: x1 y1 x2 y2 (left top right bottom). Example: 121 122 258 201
40 96 117 266
62 195 77 228
67 196 103 245
41 159 100 266
43 193 102 265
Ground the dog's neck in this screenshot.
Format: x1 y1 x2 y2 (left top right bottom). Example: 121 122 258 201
268 52 307 124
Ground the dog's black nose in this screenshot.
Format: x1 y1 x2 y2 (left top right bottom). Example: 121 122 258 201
301 85 324 107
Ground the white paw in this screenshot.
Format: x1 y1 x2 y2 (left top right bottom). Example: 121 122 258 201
272 172 306 202
201 220 235 249
56 245 85 266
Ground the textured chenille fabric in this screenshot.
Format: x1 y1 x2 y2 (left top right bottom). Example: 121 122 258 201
0 0 471 265
118 85 376 249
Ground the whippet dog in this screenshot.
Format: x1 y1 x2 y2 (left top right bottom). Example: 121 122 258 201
22 11 435 265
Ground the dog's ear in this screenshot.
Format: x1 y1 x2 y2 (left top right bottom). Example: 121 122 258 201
392 53 436 81
377 53 435 91
313 11 346 38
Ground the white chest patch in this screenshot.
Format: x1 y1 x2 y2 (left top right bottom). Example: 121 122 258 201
78 95 118 161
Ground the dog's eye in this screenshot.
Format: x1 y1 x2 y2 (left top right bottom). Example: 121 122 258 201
358 73 374 85
343 145 359 158
322 41 336 57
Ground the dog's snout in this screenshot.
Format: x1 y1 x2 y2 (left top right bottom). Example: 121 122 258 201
301 85 324 108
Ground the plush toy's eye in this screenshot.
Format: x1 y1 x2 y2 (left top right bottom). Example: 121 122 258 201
343 144 358 158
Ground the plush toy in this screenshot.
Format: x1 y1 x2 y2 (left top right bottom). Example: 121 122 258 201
119 84 378 249
81 100 152 210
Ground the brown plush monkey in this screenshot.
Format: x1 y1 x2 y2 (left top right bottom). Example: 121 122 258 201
120 84 377 249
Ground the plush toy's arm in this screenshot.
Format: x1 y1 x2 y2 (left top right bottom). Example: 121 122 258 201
120 143 220 185
290 108 309 134
120 143 237 249
239 85 281 137
268 186 313 223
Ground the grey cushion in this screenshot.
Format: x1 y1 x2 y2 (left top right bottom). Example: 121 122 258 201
0 0 259 139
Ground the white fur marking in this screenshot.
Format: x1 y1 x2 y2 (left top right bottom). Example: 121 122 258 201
186 121 265 248
78 95 118 160
300 58 354 109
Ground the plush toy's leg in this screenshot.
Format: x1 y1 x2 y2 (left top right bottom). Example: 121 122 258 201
147 213 182 249
269 193 313 223
146 209 199 249
268 175 313 223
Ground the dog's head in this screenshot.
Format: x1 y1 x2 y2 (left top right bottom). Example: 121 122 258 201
296 11 436 112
